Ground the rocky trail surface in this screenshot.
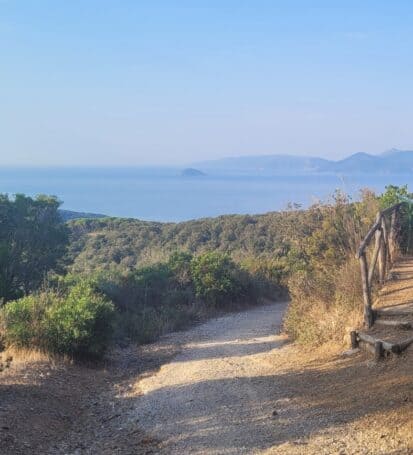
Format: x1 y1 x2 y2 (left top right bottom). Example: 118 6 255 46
1 301 413 454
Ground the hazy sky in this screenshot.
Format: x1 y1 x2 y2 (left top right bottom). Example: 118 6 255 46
2 1 413 166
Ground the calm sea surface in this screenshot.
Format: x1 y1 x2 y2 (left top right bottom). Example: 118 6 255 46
0 167 412 222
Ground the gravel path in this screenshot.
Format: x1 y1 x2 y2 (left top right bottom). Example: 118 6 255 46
2 300 413 454
132 302 288 454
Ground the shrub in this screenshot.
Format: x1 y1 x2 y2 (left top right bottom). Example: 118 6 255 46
0 283 115 358
190 252 248 306
0 293 55 349
44 282 114 357
167 251 193 289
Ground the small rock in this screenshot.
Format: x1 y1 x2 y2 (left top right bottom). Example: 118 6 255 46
341 348 360 357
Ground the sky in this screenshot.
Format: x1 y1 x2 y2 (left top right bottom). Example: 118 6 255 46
2 1 413 166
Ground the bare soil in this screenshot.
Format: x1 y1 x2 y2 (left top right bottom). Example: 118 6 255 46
1 301 412 454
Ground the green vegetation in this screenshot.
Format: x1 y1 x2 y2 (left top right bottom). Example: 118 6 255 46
66 211 310 273
191 252 250 306
0 283 114 357
1 185 412 359
378 185 413 253
86 251 264 344
0 194 68 303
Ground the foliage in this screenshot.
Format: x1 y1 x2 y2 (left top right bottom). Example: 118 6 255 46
45 282 114 357
190 252 248 306
167 251 193 289
3 186 412 354
0 283 114 357
83 251 264 343
0 293 52 349
66 211 316 274
379 185 413 253
378 184 411 209
0 194 68 303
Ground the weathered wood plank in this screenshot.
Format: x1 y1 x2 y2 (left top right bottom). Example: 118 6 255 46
357 216 382 258
357 203 402 259
398 336 413 352
380 202 403 218
375 309 413 317
374 319 412 329
356 332 394 352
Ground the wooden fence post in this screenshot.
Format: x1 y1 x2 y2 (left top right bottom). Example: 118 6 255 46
350 331 359 349
389 208 398 264
369 220 382 286
379 217 388 283
359 252 373 327
374 340 383 361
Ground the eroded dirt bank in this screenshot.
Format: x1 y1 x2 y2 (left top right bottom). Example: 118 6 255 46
1 301 412 454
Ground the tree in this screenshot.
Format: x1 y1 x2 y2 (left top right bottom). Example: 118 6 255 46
0 194 69 303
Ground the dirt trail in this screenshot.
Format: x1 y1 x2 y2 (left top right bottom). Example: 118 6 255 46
1 301 413 454
133 302 288 454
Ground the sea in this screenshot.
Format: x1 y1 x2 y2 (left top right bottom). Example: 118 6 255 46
0 167 412 222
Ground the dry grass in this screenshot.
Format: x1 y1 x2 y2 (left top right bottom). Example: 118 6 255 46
3 347 52 365
285 258 364 346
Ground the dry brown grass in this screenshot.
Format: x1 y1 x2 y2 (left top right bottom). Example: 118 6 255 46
285 257 364 347
4 347 51 365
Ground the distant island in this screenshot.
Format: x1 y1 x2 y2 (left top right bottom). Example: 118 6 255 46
193 149 413 175
181 168 206 177
59 209 107 221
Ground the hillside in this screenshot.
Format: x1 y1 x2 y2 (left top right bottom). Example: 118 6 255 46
66 209 312 272
59 209 106 221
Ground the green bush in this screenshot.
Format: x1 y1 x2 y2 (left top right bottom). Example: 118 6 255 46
0 283 115 358
0 293 54 349
190 252 249 306
167 251 193 289
45 282 114 357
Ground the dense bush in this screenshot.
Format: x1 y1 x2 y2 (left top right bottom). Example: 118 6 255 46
83 251 264 343
0 293 53 349
190 252 250 306
0 194 68 303
0 283 114 357
45 282 114 357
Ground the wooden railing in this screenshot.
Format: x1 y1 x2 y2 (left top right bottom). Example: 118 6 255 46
356 203 403 328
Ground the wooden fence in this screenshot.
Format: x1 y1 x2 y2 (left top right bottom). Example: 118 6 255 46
356 203 403 327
